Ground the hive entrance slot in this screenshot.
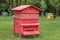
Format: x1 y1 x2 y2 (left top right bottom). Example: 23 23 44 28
23 26 35 31
26 30 33 31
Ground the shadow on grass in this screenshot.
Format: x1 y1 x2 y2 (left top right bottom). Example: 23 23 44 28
22 34 40 38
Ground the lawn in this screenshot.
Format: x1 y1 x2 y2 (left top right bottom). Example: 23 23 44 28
0 16 60 40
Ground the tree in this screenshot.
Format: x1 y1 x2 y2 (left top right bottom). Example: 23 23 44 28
24 0 27 4
49 0 60 16
26 0 34 5
40 0 47 16
18 0 22 5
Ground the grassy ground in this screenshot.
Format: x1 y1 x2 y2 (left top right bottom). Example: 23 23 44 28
0 16 60 40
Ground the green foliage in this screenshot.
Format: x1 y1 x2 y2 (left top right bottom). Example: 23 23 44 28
40 0 47 11
26 0 34 4
49 0 60 8
0 0 5 2
0 0 60 15
0 0 9 11
49 0 60 15
0 3 8 11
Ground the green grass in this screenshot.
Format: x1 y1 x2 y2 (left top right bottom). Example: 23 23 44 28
0 16 60 40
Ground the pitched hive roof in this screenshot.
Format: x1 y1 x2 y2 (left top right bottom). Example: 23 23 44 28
12 5 41 11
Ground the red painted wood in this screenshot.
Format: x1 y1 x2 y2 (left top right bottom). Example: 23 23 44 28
20 7 40 13
12 5 41 12
23 31 40 35
14 14 39 19
13 5 41 38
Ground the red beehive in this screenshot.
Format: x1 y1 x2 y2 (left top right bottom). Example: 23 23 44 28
12 5 41 38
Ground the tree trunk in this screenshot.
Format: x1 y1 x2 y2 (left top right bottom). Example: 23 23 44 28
41 11 44 16
56 7 58 16
11 0 13 8
5 0 13 16
24 0 27 4
18 0 21 5
16 0 18 6
9 0 10 5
